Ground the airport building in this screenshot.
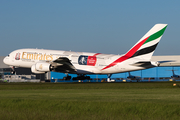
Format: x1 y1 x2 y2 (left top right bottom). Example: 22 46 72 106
1 56 180 82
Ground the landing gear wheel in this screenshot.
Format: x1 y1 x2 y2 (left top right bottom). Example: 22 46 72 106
63 76 71 80
86 76 90 80
72 75 91 80
10 66 15 74
67 76 71 80
11 71 15 74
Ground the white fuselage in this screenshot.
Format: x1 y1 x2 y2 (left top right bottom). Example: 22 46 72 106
3 48 150 74
3 24 168 75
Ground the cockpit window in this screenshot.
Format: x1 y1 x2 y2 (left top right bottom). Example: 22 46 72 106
8 55 9 57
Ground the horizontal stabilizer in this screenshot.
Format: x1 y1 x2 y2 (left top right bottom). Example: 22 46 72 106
130 61 159 67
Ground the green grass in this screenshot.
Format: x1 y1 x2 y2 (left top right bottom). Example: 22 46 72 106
0 82 180 120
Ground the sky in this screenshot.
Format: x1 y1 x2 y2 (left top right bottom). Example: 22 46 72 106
1 0 180 56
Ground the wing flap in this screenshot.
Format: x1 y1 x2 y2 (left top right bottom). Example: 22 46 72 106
52 57 77 73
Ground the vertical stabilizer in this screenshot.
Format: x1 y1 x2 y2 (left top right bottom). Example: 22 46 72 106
125 24 168 60
102 24 167 70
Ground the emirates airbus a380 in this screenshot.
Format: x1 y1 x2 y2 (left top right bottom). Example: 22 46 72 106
3 24 167 81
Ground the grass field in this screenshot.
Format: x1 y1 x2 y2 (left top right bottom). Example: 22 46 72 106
0 82 180 120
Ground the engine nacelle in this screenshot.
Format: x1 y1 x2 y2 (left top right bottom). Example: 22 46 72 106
35 62 51 72
31 62 52 74
31 64 46 74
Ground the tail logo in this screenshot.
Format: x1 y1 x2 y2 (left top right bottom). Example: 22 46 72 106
102 24 167 70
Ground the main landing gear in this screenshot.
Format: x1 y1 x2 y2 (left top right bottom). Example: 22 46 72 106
72 74 91 80
63 74 91 80
63 74 71 80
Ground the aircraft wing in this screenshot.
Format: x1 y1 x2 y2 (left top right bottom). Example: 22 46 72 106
51 57 77 73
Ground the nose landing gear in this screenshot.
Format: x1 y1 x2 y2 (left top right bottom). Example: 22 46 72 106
10 66 16 74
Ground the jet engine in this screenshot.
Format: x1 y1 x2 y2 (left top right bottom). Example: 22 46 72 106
31 62 52 74
31 64 46 74
35 62 51 72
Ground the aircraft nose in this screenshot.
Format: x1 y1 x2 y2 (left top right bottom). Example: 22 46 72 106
3 56 9 65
